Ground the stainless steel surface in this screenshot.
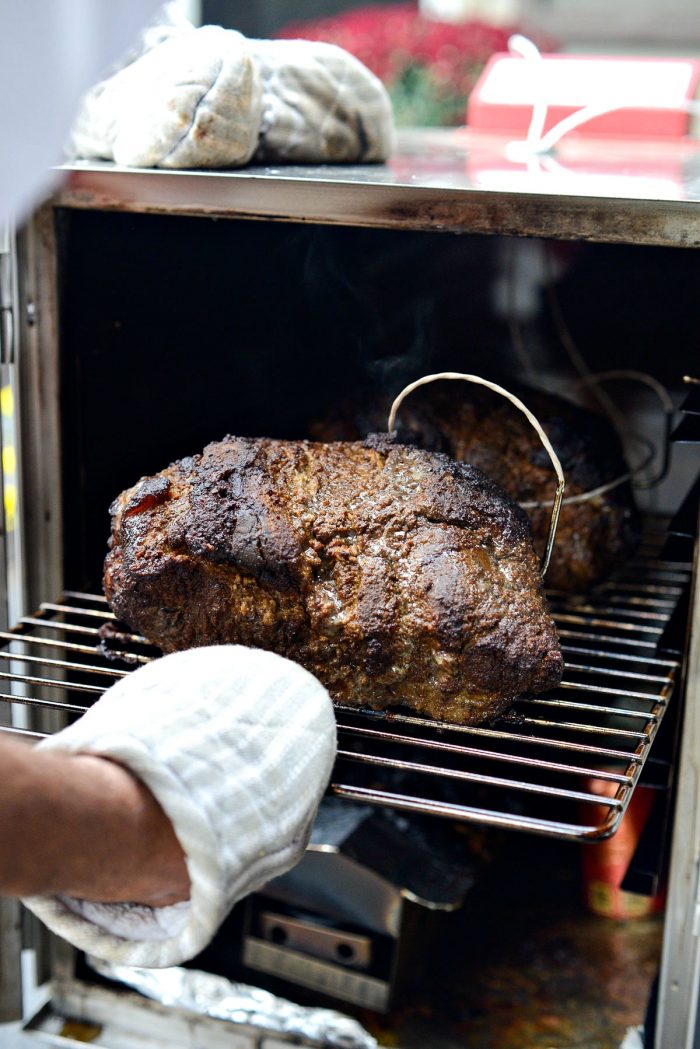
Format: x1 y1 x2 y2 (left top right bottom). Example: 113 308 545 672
56 129 700 247
27 972 378 1048
242 937 390 1014
0 226 14 637
655 514 700 1049
0 229 15 366
258 912 373 971
0 540 685 843
0 902 22 1026
16 209 61 624
267 851 405 938
82 959 379 1049
0 225 23 1026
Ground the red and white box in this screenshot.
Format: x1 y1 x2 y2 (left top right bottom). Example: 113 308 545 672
467 53 700 140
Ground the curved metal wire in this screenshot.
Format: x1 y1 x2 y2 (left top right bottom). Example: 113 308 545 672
387 372 566 579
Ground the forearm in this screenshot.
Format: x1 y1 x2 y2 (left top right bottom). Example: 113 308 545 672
0 736 189 905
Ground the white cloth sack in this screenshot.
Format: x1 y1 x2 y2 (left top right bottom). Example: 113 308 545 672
23 645 337 968
251 38 393 164
69 21 394 168
69 24 262 169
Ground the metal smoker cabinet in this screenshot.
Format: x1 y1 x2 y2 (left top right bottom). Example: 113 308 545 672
2 128 700 1047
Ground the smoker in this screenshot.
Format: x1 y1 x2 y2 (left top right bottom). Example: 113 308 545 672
0 127 698 1048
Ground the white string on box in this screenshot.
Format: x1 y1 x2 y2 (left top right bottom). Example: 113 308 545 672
506 34 700 158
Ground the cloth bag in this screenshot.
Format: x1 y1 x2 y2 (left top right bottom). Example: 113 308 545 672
69 19 394 169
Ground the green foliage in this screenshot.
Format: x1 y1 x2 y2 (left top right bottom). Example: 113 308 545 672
389 63 469 127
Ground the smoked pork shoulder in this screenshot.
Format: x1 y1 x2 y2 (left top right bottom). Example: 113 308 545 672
104 434 563 725
310 384 640 593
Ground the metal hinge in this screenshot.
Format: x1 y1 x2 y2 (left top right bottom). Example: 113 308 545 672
0 228 15 366
692 852 700 937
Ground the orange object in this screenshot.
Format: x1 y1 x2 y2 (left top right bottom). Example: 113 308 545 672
581 780 665 920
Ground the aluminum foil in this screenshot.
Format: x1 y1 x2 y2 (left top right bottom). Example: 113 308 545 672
88 956 378 1049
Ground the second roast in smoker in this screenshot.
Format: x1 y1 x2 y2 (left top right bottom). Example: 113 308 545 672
310 383 640 593
104 434 562 725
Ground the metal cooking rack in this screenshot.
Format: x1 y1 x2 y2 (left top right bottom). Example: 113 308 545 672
0 538 688 842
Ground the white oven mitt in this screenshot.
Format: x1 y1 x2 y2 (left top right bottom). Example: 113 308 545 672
22 645 336 968
68 20 393 168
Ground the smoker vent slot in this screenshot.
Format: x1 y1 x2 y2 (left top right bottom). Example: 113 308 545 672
0 550 686 841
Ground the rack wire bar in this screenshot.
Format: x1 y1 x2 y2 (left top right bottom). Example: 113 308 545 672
0 548 687 841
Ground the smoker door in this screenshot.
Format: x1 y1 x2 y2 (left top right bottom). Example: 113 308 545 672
0 206 79 1027
0 225 17 631
656 517 700 1049
0 223 27 1022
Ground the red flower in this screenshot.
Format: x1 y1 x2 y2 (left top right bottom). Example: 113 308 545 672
277 3 556 124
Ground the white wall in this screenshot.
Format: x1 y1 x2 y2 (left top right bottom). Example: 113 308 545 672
421 0 700 47
520 0 700 48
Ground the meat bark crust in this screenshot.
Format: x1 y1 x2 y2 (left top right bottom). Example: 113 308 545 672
104 434 563 725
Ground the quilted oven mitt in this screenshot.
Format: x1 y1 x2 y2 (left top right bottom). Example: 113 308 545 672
23 645 337 968
68 20 394 169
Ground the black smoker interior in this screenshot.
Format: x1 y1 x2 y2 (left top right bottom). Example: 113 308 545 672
54 207 699 1048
